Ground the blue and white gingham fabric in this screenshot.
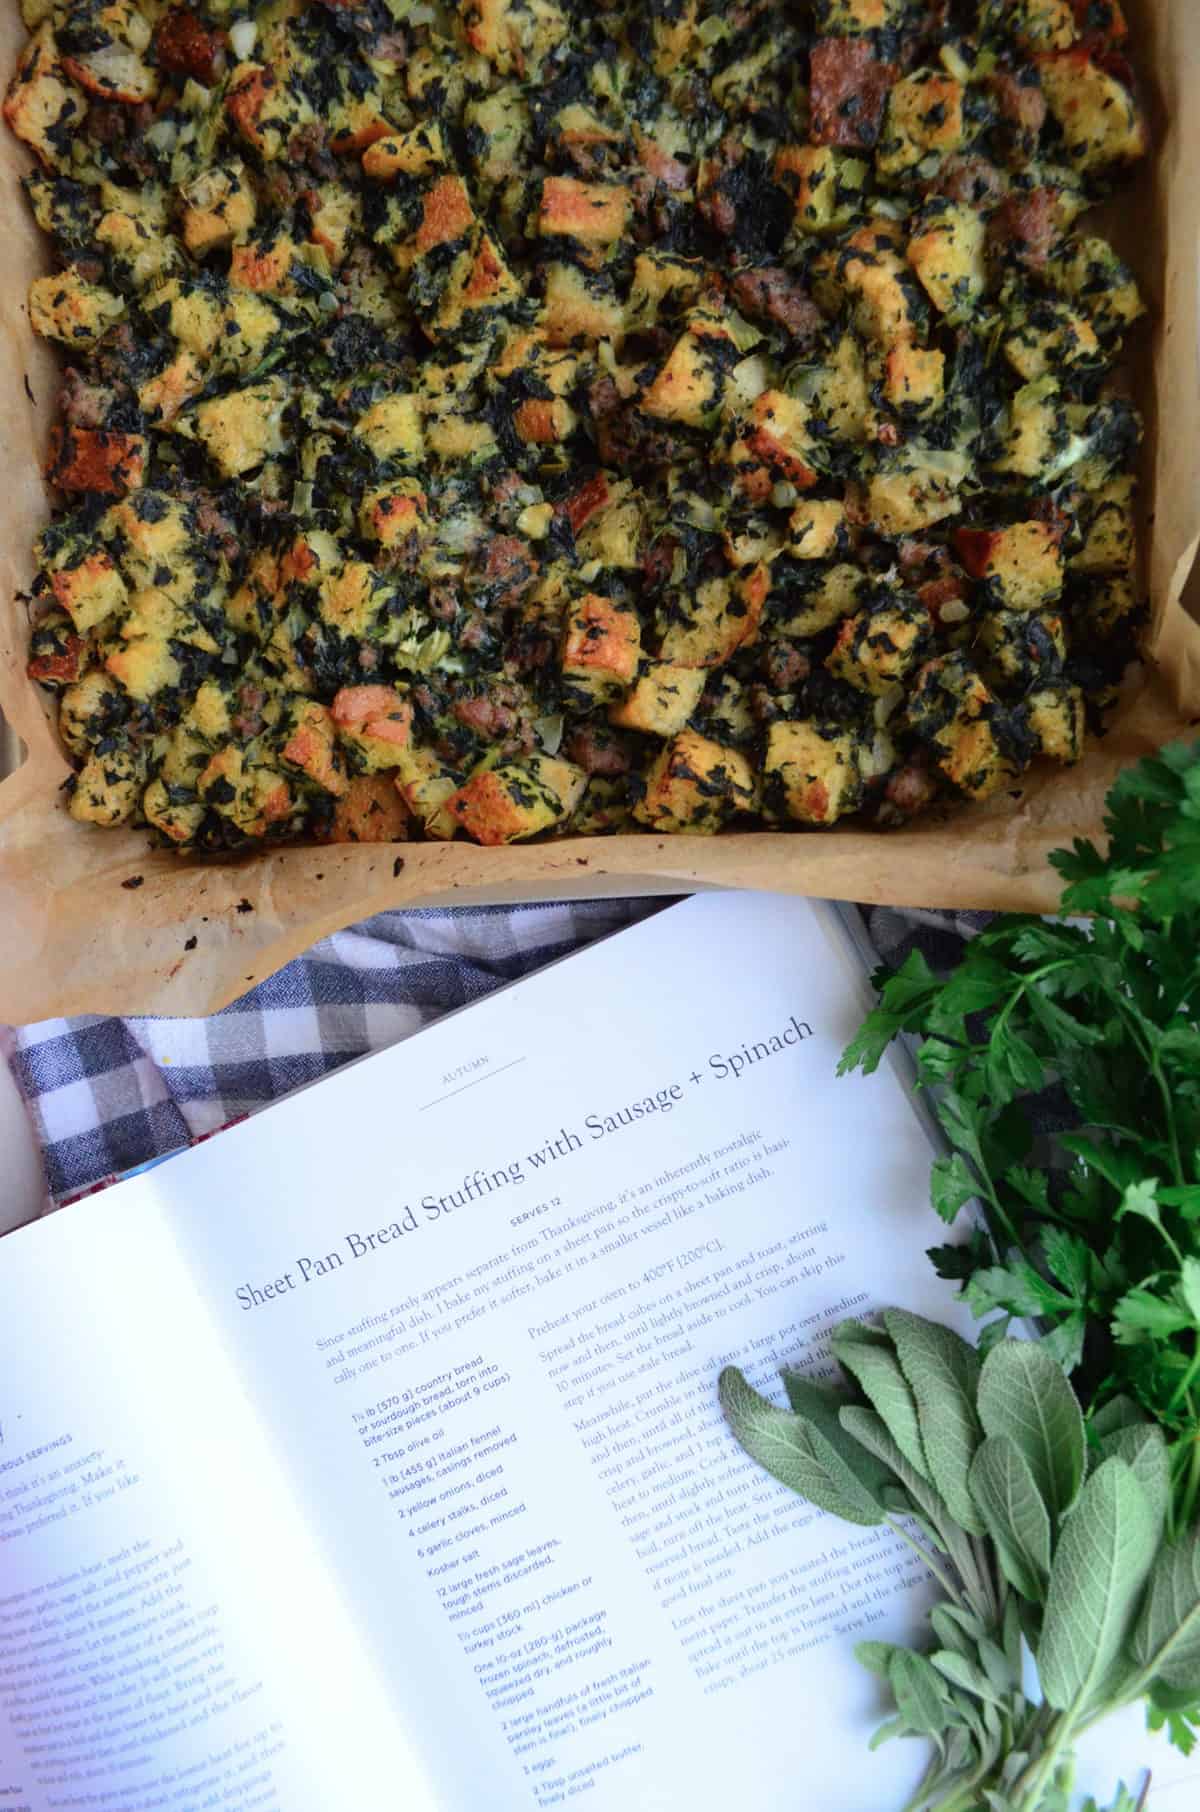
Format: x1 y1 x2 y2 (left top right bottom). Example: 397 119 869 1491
3 900 986 1207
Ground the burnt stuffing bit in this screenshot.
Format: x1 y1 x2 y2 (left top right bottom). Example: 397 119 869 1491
5 0 1151 849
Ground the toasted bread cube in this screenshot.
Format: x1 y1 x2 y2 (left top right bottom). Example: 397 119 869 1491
148 278 225 360
826 600 932 696
280 702 347 797
877 71 965 179
307 183 360 267
882 343 944 415
319 775 410 844
105 492 192 589
561 594 642 705
464 85 531 186
633 732 756 835
330 685 414 772
610 664 705 737
460 0 567 75
142 776 205 845
659 576 760 669
49 549 128 634
96 205 179 289
194 379 290 479
626 252 705 322
991 379 1073 481
225 61 314 161
448 755 586 845
773 562 865 637
540 262 624 346
396 748 461 840
907 203 986 324
977 609 1067 688
59 670 123 756
1003 302 1101 382
432 232 523 336
1045 236 1144 341
359 481 431 547
861 451 964 536
763 721 862 826
414 174 476 257
1010 0 1077 50
788 499 848 560
538 177 630 265
1071 477 1136 576
69 748 143 828
353 394 425 466
815 0 896 24
29 270 124 347
955 522 1064 610
574 490 642 570
229 233 299 294
27 610 86 687
137 348 204 426
514 397 577 445
742 392 820 487
907 656 1017 800
318 563 384 639
362 122 447 181
47 428 146 495
327 86 393 156
643 319 733 427
60 0 156 104
181 163 257 254
1027 685 1085 764
1038 51 1147 174
835 227 924 343
774 144 868 236
3 25 87 169
105 632 181 701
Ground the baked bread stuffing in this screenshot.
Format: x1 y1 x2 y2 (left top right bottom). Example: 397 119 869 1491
7 0 1148 847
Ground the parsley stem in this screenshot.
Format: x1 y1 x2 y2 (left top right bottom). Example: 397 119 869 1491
1166 1335 1200 1420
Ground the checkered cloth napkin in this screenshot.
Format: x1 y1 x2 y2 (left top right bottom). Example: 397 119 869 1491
2 899 986 1207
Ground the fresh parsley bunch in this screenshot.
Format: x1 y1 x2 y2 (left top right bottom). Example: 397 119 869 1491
840 743 1200 1537
721 1313 1200 1812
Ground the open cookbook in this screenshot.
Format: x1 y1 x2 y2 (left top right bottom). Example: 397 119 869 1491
0 894 1191 1812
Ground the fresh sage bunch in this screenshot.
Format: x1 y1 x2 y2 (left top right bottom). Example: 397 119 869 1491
720 1311 1200 1810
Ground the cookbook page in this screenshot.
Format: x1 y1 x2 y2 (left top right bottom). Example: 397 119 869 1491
142 891 1000 1812
0 1186 435 1812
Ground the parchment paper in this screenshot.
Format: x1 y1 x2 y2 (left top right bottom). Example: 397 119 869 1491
2 0 1197 1023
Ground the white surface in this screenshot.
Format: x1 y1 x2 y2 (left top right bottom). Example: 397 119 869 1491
0 1039 43 1230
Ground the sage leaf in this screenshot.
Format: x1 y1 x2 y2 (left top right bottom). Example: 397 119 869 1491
932 1603 977 1661
1099 1423 1170 1537
1038 1457 1158 1712
889 1649 952 1738
885 1309 984 1536
1131 1527 1200 1692
718 1368 885 1526
977 1338 1085 1520
779 1371 894 1498
1088 1396 1149 1440
839 1405 951 1535
931 1649 1004 1708
969 1435 1052 1602
832 1319 929 1479
854 1640 901 1679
